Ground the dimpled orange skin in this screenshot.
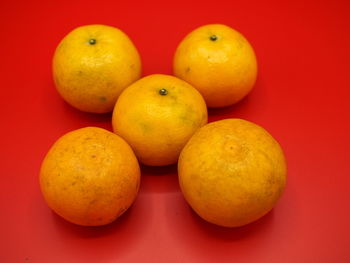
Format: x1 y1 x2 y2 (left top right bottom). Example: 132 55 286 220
173 24 257 108
178 119 287 227
112 74 208 166
53 24 141 113
39 127 140 226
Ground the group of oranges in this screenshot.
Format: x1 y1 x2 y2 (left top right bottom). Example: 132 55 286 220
40 24 287 228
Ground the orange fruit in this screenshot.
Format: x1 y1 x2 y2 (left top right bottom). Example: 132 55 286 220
178 119 287 227
40 127 140 226
173 24 257 108
112 74 208 166
53 24 141 113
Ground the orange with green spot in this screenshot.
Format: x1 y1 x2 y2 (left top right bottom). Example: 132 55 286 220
112 74 208 166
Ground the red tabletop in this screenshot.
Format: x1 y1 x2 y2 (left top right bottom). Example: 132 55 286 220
1 0 350 262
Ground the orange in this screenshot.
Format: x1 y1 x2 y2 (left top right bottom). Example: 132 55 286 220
178 119 287 227
173 24 257 108
39 127 140 226
112 74 208 166
53 24 141 113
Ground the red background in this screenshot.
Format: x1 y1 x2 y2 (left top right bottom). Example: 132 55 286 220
1 0 350 262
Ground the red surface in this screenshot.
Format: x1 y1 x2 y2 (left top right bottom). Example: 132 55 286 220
1 0 350 262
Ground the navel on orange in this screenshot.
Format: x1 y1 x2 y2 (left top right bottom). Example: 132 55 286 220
40 127 140 226
173 24 257 108
178 119 287 227
53 24 141 113
112 74 208 166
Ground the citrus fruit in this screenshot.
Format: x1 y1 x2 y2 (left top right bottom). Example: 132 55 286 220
173 24 257 108
40 127 140 226
53 24 141 113
112 74 208 166
178 119 287 227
